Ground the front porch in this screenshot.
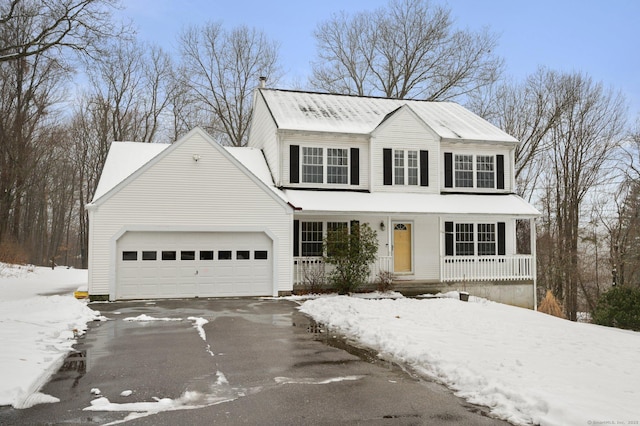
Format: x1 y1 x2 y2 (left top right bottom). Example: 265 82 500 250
293 254 535 286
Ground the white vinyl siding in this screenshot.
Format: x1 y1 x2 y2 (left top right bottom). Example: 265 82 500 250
371 106 439 193
247 93 280 184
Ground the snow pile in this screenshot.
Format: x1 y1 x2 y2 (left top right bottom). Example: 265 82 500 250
0 263 102 408
300 295 640 426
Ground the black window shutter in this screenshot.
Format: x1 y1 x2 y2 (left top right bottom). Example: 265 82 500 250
444 152 453 188
420 150 429 186
350 148 360 185
445 221 454 256
498 222 506 255
383 148 392 185
350 220 360 235
290 145 300 184
496 154 505 190
293 220 300 257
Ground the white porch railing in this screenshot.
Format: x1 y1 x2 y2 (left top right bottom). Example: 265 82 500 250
294 255 534 285
441 255 534 282
293 256 393 285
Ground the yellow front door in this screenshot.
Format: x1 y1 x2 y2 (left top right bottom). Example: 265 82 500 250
393 223 412 273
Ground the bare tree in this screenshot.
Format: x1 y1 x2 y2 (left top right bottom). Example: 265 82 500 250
470 68 568 201
69 39 174 267
310 0 502 101
0 34 68 255
178 22 282 146
0 0 123 62
606 119 640 289
543 72 626 320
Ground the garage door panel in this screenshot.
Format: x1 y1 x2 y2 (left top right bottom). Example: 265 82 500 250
116 231 272 299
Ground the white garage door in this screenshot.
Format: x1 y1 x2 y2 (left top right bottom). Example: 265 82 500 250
116 231 272 299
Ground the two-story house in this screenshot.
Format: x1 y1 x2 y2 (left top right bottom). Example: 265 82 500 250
86 88 539 308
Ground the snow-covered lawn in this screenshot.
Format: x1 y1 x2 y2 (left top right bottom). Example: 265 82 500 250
2 263 639 426
0 263 101 409
300 294 640 426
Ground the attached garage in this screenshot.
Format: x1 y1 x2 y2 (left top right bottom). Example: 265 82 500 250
87 128 293 301
116 231 273 299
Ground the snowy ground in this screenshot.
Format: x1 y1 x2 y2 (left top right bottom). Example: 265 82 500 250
0 263 101 408
2 264 639 426
299 293 640 426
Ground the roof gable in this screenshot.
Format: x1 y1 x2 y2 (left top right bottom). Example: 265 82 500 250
258 89 517 143
92 142 170 202
372 104 440 140
88 128 291 211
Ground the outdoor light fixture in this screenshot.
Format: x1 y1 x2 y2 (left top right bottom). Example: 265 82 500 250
380 221 385 231
193 154 201 162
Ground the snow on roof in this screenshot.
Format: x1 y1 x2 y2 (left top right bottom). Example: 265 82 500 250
284 190 540 217
92 142 170 202
224 147 274 187
260 89 518 143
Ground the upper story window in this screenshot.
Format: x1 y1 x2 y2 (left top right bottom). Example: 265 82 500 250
445 153 504 190
302 147 323 183
290 145 360 186
454 155 473 187
384 148 428 187
393 150 419 186
327 148 348 184
476 156 495 188
407 151 419 185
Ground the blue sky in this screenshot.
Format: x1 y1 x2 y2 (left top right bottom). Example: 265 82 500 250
118 0 640 119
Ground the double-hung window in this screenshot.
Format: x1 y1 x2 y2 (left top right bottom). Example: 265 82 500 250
327 148 348 184
294 146 356 185
476 156 495 188
477 223 496 255
454 155 474 188
455 223 475 256
301 221 323 256
446 221 502 257
302 147 323 183
326 221 348 256
394 150 419 186
448 153 499 189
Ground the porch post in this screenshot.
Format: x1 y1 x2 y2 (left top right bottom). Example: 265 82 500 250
531 217 537 310
386 216 392 258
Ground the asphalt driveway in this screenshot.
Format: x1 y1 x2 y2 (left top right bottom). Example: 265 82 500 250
0 298 509 425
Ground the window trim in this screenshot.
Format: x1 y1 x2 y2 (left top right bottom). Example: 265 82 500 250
386 149 424 187
297 220 352 257
451 153 498 190
301 221 324 256
296 145 355 186
445 221 504 257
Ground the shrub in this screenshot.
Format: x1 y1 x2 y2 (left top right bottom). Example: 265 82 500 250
300 260 326 294
0 238 28 265
537 290 565 319
324 223 378 294
375 270 394 292
592 286 640 331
